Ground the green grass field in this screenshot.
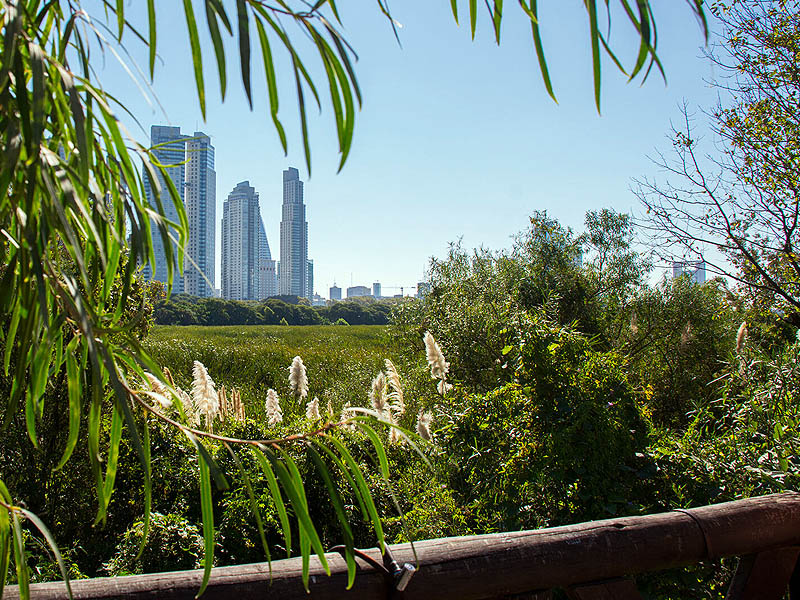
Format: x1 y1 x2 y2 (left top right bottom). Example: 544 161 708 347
143 325 396 422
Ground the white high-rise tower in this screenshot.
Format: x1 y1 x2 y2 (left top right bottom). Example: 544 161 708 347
184 132 216 297
279 167 311 299
221 181 275 300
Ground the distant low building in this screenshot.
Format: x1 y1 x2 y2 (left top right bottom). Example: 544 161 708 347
373 282 382 299
672 260 706 285
311 293 326 307
416 282 431 298
347 285 371 298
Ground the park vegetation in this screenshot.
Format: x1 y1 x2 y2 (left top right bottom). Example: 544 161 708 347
2 0 797 599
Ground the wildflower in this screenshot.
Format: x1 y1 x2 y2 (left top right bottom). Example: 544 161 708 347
416 410 433 441
370 371 387 413
424 331 451 395
306 396 321 421
265 388 283 425
191 361 219 423
736 321 748 353
288 356 309 400
385 359 405 416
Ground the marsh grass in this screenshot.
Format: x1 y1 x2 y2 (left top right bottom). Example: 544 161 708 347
144 325 396 425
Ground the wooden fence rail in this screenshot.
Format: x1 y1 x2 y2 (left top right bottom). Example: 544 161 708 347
7 493 800 599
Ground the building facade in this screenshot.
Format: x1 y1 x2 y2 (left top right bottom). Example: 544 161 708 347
221 181 275 300
329 284 342 301
672 260 706 285
347 285 371 298
184 132 216 297
142 125 187 295
279 167 311 299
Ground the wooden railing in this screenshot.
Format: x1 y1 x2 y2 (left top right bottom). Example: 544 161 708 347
7 493 800 599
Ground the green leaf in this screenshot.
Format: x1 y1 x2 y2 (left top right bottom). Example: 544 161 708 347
324 434 385 552
54 337 82 471
528 0 557 103
251 447 292 557
196 450 215 599
183 0 206 119
137 419 152 560
20 508 73 599
206 0 228 100
225 443 271 571
11 512 28 598
254 16 287 152
586 0 602 113
236 0 252 109
95 403 124 526
306 442 357 588
147 0 156 77
469 0 477 39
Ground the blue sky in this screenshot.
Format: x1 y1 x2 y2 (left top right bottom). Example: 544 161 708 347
97 1 718 297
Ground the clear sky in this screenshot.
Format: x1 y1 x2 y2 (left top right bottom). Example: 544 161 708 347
95 1 719 297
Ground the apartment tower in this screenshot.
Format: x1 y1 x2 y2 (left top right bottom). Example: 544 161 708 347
279 167 311 299
184 132 216 297
221 181 276 300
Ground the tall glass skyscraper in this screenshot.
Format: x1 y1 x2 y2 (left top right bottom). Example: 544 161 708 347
184 132 216 297
142 126 216 297
221 181 275 300
279 167 311 299
142 126 186 295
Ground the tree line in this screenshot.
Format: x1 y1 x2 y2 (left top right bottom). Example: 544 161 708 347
154 295 396 326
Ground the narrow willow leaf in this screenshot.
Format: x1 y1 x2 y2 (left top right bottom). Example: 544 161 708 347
54 339 82 470
252 448 292 556
450 0 458 22
137 419 152 560
310 437 368 521
266 448 330 575
183 0 206 119
0 510 9 598
254 16 287 152
323 435 385 552
236 0 253 109
205 0 228 100
586 0 602 112
293 59 312 176
492 0 503 43
95 403 124 526
20 508 73 599
469 0 477 38
528 0 556 103
11 512 28 598
224 443 271 571
306 443 357 589
147 0 156 77
196 451 215 599
186 432 230 491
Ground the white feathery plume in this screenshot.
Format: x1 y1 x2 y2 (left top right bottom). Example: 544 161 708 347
341 401 355 431
191 361 220 423
736 321 748 354
384 359 405 416
326 397 334 418
424 331 451 395
416 410 433 441
143 372 172 410
265 388 283 425
288 356 309 400
178 387 199 427
388 418 401 445
370 371 387 414
306 396 321 420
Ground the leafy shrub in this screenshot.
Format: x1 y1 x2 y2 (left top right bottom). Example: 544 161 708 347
104 513 204 576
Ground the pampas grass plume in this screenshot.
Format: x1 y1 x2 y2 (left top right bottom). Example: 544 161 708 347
288 356 309 400
424 331 451 395
736 321 748 353
370 371 387 413
306 396 321 420
265 388 283 425
191 361 220 423
416 410 433 441
384 359 405 416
